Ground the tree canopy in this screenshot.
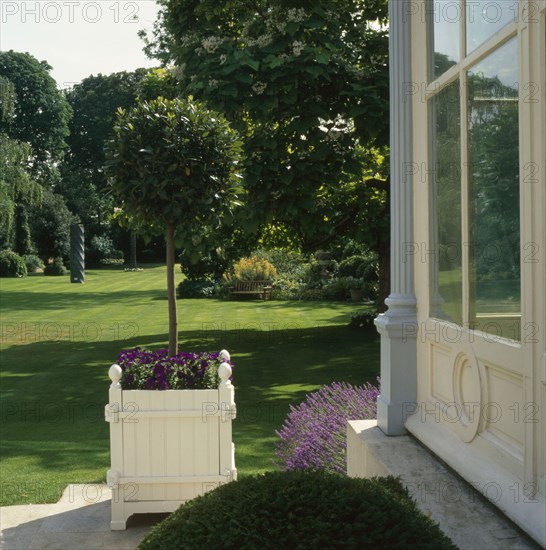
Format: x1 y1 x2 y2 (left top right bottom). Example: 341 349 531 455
0 75 42 253
0 51 71 182
142 1 389 235
141 0 391 306
60 68 179 241
105 97 244 239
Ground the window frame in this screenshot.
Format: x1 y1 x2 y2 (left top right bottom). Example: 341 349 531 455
426 0 521 340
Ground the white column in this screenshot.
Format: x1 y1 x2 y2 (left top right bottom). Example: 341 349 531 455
374 0 417 436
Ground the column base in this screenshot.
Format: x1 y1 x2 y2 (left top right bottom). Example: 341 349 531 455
374 295 417 436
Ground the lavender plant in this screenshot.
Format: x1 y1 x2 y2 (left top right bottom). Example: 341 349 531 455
275 380 380 474
115 347 232 390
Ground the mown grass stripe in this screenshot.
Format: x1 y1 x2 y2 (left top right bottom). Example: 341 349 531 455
0 265 379 505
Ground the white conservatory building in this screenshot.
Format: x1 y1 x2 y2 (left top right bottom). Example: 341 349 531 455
348 0 546 546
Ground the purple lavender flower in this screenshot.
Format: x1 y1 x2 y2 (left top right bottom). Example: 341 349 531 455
274 380 380 475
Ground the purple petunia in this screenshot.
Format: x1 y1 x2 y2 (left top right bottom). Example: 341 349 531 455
115 347 233 391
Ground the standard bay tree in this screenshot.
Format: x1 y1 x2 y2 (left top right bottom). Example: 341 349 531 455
105 97 243 355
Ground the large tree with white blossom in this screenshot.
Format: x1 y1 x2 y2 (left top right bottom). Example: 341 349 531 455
141 0 391 307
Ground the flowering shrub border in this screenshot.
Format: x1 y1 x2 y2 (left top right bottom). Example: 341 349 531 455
225 256 277 282
115 347 232 390
275 380 380 474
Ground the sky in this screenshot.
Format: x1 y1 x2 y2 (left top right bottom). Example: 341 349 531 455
0 0 161 89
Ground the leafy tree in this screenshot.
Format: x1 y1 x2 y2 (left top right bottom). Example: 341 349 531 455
105 97 243 355
141 0 391 307
60 69 148 236
60 68 178 256
0 51 71 183
31 188 78 263
0 76 42 252
137 67 178 102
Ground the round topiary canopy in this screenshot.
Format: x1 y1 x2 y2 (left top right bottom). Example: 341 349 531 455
138 470 457 550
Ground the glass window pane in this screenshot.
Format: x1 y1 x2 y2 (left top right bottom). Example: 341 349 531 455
466 1 518 54
467 38 520 341
430 79 463 324
429 0 461 81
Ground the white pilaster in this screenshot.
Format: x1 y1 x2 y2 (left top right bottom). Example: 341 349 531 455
374 0 418 436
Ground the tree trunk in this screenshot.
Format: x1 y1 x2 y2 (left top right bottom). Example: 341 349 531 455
14 203 33 256
129 231 137 269
166 223 178 356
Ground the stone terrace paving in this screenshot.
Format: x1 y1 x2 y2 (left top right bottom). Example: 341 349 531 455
1 435 541 550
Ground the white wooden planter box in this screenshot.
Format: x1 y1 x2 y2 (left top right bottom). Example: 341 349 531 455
105 355 236 530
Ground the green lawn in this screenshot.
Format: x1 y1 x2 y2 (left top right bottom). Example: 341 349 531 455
0 265 379 506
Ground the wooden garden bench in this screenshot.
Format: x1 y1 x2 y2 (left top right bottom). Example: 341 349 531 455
228 280 272 300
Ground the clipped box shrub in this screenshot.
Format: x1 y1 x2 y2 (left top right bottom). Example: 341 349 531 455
44 257 67 276
0 250 28 278
177 279 217 299
138 470 457 550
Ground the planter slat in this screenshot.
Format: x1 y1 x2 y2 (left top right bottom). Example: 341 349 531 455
119 474 234 484
106 408 236 420
106 356 236 530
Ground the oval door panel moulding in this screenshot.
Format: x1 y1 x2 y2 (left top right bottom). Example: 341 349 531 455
451 347 484 443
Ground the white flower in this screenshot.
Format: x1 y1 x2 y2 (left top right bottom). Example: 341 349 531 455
286 8 307 23
202 36 224 53
208 78 220 89
181 32 197 47
256 33 273 47
170 64 186 81
292 40 305 57
319 115 354 141
252 81 267 95
219 54 227 65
